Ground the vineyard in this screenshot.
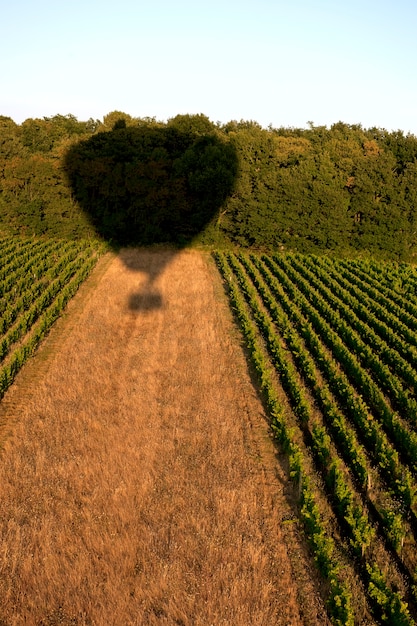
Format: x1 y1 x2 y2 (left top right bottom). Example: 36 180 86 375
0 236 105 401
215 251 417 625
3 236 417 623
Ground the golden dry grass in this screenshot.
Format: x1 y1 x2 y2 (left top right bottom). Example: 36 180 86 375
0 249 328 625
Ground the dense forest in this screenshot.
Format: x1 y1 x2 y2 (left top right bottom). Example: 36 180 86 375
1 111 417 260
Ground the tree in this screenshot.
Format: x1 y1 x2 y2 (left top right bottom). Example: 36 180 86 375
64 119 238 245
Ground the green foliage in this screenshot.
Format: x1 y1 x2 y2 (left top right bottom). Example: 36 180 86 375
214 250 356 625
219 120 417 259
367 564 414 625
328 577 355 626
0 236 105 398
219 250 417 625
64 118 238 246
1 112 417 257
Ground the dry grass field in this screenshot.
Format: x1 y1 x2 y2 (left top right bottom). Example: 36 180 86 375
0 249 329 625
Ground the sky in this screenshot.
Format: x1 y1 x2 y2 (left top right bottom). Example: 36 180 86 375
1 0 417 134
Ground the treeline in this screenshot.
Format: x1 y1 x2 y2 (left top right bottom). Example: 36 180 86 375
1 111 417 259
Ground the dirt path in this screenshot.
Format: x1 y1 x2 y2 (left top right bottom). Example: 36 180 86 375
0 249 329 625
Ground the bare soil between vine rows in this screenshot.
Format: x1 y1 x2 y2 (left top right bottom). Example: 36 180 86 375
0 249 329 625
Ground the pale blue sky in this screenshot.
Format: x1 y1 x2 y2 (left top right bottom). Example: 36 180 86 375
1 0 416 133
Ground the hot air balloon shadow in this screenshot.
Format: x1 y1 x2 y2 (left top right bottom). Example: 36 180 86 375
64 118 238 311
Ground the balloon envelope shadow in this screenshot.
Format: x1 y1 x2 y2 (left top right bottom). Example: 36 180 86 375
64 119 238 311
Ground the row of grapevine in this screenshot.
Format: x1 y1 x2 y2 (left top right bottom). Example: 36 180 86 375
0 240 66 309
336 258 417 327
0 236 105 399
264 255 417 475
242 253 417 582
214 251 356 626
215 250 417 625
284 254 417 424
298 255 417 411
